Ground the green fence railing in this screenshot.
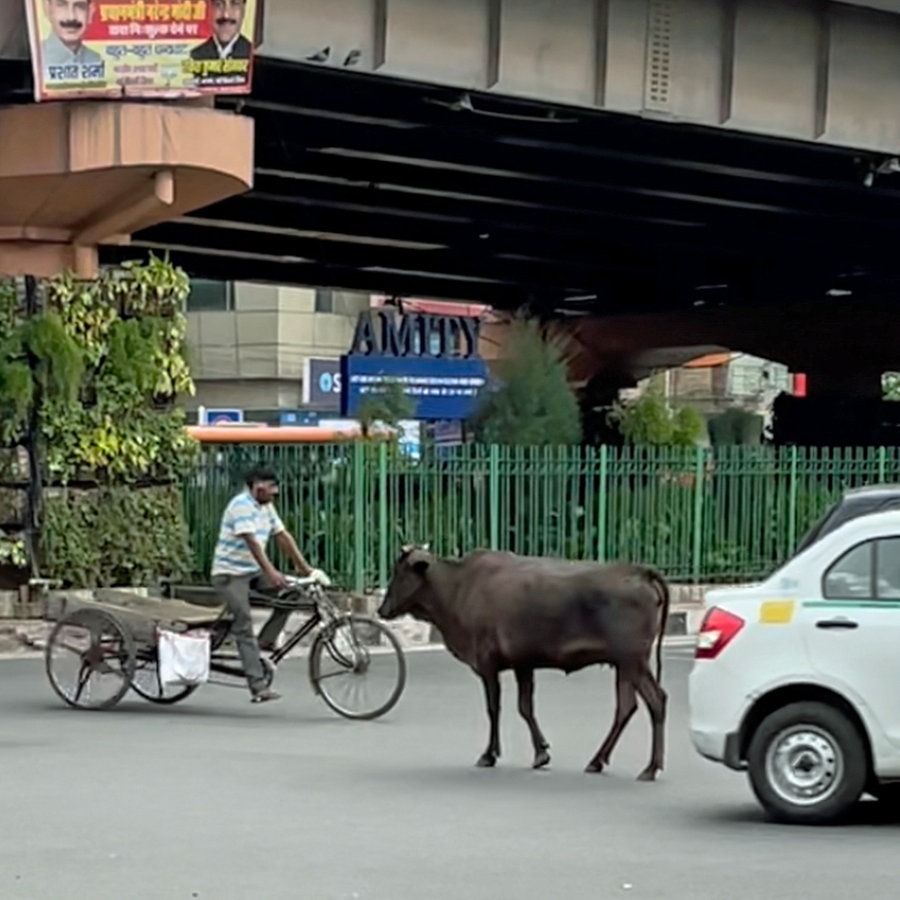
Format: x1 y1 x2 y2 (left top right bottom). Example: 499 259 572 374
183 444 900 591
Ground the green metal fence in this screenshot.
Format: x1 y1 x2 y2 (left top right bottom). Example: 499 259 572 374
183 444 900 590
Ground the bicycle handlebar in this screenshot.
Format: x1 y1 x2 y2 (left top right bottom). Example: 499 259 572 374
282 575 321 588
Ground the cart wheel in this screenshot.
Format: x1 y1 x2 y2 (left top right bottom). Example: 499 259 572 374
131 648 199 705
308 615 406 720
45 608 137 710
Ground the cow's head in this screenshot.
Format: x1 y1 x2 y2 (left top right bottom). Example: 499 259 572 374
378 543 433 619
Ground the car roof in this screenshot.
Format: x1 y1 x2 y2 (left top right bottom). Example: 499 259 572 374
829 507 900 535
844 484 900 498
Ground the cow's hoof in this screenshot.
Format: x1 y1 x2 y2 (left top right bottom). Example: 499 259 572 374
636 768 658 782
584 760 605 774
532 749 551 770
476 753 497 768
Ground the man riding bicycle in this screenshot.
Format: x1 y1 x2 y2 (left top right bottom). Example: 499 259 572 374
211 468 331 703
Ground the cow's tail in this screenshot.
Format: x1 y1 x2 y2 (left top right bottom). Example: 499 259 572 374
646 568 671 682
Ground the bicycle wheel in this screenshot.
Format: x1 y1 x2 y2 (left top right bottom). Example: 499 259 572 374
308 615 406 720
45 608 136 710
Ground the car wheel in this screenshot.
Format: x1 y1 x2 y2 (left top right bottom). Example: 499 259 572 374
747 701 868 825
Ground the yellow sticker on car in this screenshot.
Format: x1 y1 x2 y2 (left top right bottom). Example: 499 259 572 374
759 599 796 624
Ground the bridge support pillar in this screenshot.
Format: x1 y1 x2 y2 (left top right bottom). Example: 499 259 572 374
0 101 254 279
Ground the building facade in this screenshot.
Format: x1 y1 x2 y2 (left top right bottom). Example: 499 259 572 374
185 279 373 423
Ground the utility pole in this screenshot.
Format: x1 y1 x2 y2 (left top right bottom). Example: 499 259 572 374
22 275 42 583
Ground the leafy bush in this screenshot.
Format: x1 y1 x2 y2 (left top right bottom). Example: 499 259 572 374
41 486 192 588
607 387 704 446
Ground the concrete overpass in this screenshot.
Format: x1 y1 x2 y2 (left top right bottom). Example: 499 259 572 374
4 0 900 400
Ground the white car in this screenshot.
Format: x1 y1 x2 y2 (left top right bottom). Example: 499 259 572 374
689 507 900 825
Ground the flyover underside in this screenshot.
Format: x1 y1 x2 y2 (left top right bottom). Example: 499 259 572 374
5 55 900 317
116 57 900 315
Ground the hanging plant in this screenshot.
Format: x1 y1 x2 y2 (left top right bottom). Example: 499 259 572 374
39 256 197 484
45 272 117 366
0 279 20 336
118 254 191 318
21 311 85 404
0 536 27 569
0 346 33 447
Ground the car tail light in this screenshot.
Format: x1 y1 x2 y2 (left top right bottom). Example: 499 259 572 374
695 607 745 660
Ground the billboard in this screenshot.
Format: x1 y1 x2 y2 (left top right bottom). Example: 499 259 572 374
24 0 259 102
340 355 489 422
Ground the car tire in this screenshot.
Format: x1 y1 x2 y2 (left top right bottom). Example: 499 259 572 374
747 701 868 825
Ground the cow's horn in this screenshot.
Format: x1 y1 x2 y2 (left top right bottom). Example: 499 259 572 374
421 542 431 551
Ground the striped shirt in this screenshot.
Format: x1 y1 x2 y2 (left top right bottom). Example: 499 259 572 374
211 491 285 577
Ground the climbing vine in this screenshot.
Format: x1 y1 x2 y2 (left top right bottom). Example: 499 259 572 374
0 255 199 589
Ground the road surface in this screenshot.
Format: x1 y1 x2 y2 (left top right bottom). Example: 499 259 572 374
0 644 896 900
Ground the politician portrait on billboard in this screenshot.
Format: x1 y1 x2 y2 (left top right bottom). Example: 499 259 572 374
24 0 260 101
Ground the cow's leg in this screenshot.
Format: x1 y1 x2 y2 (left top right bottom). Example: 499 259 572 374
633 663 668 782
476 670 502 768
515 667 550 769
585 667 638 773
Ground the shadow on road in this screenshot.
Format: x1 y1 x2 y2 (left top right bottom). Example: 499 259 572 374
685 797 900 829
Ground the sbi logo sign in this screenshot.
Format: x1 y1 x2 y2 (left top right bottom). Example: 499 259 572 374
308 359 343 409
318 371 342 394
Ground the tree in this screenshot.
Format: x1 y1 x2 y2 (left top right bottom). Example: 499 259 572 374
468 313 582 445
607 385 705 446
356 378 415 438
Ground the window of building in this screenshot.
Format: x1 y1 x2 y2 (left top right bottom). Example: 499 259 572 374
315 289 334 313
187 279 233 311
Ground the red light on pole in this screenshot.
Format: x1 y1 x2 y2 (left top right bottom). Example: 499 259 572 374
793 373 807 397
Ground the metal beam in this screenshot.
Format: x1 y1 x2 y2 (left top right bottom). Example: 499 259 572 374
247 114 900 235
99 242 536 306
135 218 633 293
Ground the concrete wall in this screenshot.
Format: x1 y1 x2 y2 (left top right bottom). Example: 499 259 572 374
7 1 900 153
7 1 900 154
261 0 900 154
186 284 371 414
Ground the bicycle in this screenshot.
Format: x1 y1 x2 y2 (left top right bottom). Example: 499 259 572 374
45 575 408 721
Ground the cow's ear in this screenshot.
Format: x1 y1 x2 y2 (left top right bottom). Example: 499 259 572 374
412 559 430 577
421 542 431 552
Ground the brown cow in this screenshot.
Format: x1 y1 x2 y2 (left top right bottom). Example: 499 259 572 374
378 545 670 780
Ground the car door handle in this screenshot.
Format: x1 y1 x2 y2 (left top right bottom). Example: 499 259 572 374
816 618 859 630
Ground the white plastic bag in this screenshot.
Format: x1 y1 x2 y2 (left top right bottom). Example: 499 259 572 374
157 629 211 687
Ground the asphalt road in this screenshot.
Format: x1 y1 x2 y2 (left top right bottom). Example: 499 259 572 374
0 644 897 900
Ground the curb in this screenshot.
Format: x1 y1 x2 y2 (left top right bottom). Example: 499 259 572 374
0 600 706 660
0 634 698 663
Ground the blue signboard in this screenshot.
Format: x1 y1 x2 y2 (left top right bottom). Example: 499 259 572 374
340 355 489 421
203 408 243 425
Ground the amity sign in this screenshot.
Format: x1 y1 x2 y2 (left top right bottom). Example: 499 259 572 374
340 309 489 421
